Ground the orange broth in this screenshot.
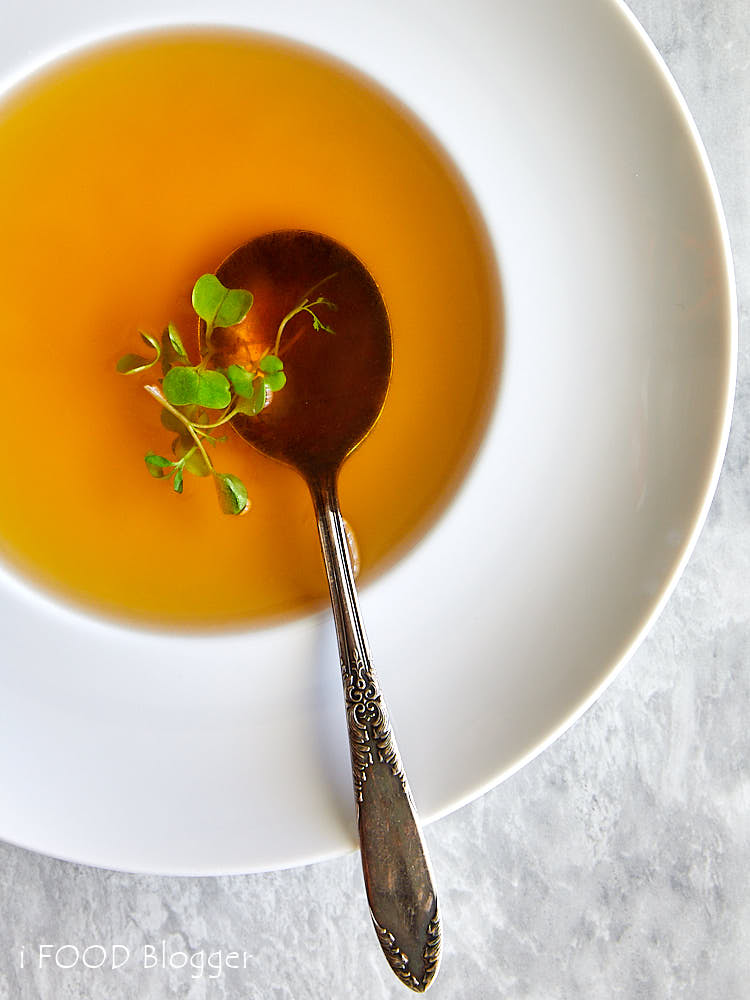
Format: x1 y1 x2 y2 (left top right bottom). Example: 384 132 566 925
0 29 501 627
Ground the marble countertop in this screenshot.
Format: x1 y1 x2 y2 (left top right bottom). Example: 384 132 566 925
1 1 747 997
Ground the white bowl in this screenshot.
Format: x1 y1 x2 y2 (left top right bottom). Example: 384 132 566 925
0 0 735 873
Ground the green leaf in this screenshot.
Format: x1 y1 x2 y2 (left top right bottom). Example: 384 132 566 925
192 274 253 328
236 378 268 416
139 330 161 358
216 288 253 327
163 366 200 405
308 301 336 335
185 450 210 477
116 331 161 374
144 452 172 478
171 435 190 458
235 397 257 417
214 472 249 516
315 317 336 335
191 274 225 323
173 466 184 494
160 322 189 375
116 352 150 374
253 380 268 412
172 438 210 476
259 354 283 374
166 322 188 360
226 363 256 398
264 371 287 392
161 408 186 435
196 370 231 409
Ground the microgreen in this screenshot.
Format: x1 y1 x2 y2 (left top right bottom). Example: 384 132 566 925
192 274 253 329
214 472 249 516
116 331 162 374
263 370 287 392
161 366 199 405
258 354 283 374
117 271 336 515
272 289 338 355
144 452 172 478
225 364 255 398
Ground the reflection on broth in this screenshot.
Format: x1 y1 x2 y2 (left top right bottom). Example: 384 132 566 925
0 28 501 628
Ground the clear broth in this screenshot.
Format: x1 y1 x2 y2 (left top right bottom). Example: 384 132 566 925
0 29 501 628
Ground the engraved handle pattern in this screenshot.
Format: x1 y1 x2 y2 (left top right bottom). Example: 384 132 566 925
309 470 441 992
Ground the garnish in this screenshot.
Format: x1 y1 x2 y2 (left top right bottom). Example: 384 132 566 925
117 273 337 515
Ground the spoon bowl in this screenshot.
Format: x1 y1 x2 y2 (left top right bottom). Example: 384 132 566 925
215 230 391 478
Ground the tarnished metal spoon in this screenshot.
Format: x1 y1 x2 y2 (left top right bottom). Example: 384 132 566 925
213 230 440 991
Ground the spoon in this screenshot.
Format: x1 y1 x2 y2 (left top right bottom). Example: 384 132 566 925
213 230 440 992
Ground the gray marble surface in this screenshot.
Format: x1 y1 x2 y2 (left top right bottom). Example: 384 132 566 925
1 1 748 997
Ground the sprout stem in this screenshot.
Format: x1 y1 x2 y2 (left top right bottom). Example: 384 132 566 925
143 385 215 474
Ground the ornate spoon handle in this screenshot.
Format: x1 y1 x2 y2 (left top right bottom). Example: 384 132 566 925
308 470 441 992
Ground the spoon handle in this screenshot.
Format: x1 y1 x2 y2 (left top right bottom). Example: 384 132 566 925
309 471 440 993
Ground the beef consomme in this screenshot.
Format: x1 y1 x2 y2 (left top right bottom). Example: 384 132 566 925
0 29 501 627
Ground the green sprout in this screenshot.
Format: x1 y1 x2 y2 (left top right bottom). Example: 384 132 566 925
117 272 337 515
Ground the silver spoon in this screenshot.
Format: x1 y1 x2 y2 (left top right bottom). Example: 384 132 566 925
213 230 440 991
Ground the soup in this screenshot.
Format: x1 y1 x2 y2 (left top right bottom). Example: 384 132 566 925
0 29 500 627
